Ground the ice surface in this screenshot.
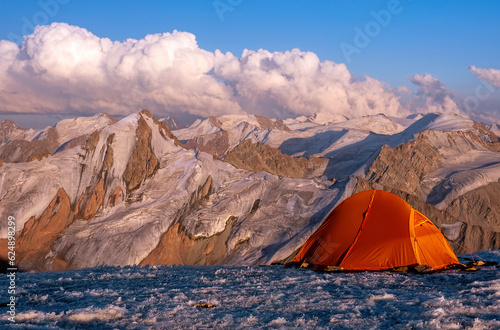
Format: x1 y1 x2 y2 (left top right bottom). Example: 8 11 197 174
174 118 222 141
142 113 182 157
422 147 500 208
423 113 475 132
55 113 115 145
490 124 500 136
2 250 498 329
0 161 61 236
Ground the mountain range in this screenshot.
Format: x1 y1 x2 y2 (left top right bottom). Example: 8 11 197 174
1 110 499 271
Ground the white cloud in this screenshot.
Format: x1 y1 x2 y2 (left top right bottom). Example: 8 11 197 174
1 23 495 123
0 23 409 120
469 66 500 88
0 23 242 117
214 48 405 119
408 73 462 115
395 85 411 94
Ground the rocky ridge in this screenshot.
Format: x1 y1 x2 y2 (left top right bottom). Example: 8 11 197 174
223 139 328 179
0 110 499 272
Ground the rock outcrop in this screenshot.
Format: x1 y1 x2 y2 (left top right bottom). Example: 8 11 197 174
17 188 72 271
0 119 31 144
366 133 441 196
123 113 159 192
445 181 500 252
184 131 230 159
107 186 124 208
223 139 328 179
0 127 59 163
0 114 117 163
140 217 237 266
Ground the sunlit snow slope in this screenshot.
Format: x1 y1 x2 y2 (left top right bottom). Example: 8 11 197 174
0 110 499 271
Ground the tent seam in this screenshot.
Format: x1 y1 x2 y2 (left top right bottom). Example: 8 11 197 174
339 190 376 267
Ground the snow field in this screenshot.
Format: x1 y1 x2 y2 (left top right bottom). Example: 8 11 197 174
1 251 498 329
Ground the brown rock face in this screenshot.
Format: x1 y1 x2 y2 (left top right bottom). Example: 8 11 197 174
28 152 51 162
473 121 499 143
254 115 290 131
81 178 105 220
0 127 59 163
140 217 237 266
445 181 500 252
17 188 72 271
366 133 441 196
139 109 183 147
184 131 230 159
223 139 328 179
198 175 213 203
123 113 159 192
58 134 89 152
107 186 124 208
208 116 223 128
84 130 101 151
0 119 25 143
103 133 115 169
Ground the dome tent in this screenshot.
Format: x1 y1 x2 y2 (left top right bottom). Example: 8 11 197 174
291 190 459 271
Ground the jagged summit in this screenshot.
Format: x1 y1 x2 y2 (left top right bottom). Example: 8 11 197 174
0 110 499 271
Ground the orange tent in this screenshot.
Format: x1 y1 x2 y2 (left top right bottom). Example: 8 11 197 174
293 190 460 271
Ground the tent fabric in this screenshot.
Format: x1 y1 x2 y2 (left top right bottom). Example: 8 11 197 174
293 190 459 271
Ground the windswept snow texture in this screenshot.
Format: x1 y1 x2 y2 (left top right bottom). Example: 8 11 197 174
2 251 499 329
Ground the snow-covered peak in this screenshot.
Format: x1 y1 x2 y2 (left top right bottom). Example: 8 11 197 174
209 114 289 132
489 124 500 136
174 114 289 141
328 114 405 135
174 117 223 140
55 113 117 145
0 119 39 143
309 112 349 125
284 112 348 130
162 116 186 130
140 110 183 156
422 113 475 132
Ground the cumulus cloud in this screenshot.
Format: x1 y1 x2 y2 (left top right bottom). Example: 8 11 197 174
0 23 242 117
1 22 493 123
0 23 411 120
214 48 406 118
395 85 411 94
469 65 500 88
408 73 462 115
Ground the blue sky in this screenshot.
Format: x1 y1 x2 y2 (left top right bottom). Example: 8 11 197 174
0 0 499 125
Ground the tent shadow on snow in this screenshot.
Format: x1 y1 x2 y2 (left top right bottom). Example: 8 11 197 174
287 190 460 272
